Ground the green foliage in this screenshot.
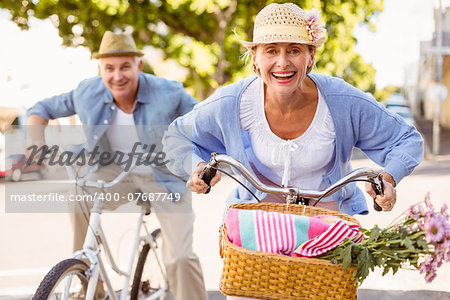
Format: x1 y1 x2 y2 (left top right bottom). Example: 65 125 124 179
0 0 384 99
141 61 155 75
319 220 431 286
374 85 402 102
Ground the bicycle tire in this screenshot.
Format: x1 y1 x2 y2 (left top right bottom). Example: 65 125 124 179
33 258 89 300
130 228 168 300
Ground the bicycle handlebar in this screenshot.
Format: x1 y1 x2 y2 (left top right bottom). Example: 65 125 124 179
199 163 217 194
201 153 384 207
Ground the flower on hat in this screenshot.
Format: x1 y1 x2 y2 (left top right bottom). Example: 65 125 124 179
305 8 326 42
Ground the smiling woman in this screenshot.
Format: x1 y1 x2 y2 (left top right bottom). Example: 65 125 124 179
251 42 318 140
163 2 424 220
162 6 423 300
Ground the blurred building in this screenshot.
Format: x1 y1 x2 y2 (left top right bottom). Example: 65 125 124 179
417 2 450 129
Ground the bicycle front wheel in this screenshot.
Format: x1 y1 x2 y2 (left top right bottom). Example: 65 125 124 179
33 258 89 300
130 228 169 300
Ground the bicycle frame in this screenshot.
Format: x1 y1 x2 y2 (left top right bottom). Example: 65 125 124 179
70 200 139 300
63 160 168 300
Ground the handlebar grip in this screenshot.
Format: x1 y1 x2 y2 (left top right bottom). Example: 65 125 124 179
200 165 217 194
371 175 384 212
373 197 383 212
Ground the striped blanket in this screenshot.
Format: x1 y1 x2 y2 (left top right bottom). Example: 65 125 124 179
224 208 363 257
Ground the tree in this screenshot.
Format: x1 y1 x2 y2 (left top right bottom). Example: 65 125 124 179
0 0 383 99
374 85 401 103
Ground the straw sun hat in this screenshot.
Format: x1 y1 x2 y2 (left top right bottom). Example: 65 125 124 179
92 31 144 59
240 3 326 50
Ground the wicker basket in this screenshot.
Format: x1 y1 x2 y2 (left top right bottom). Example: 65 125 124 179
219 202 359 300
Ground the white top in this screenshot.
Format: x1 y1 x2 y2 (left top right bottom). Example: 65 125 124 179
106 106 153 174
240 78 336 201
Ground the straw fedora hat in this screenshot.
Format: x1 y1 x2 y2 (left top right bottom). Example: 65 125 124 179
92 31 144 59
240 3 326 50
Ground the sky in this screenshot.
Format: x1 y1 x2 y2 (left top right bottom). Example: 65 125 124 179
0 0 440 110
354 0 436 88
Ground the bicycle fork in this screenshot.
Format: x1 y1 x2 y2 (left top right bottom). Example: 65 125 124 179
72 201 118 300
74 208 147 300
118 210 145 299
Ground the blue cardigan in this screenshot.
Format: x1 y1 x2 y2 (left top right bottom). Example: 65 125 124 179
163 73 424 215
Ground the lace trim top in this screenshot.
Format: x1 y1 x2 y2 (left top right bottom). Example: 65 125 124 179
240 77 336 200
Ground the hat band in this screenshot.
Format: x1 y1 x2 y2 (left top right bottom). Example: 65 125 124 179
103 49 139 54
253 25 310 43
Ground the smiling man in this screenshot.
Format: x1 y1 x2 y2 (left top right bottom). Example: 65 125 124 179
27 31 206 300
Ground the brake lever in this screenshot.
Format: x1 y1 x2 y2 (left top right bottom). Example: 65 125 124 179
370 174 384 211
200 153 218 194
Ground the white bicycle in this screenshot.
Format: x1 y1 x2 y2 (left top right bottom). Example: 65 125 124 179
32 157 169 300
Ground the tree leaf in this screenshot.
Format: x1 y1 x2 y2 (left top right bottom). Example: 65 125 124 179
392 265 399 275
375 256 384 267
403 237 415 251
342 244 353 271
417 237 429 250
382 265 390 276
356 247 372 283
368 226 381 243
400 228 407 240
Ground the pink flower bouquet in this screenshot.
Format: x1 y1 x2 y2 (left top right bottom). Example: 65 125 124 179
319 193 450 285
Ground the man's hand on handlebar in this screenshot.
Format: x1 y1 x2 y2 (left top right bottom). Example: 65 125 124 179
187 162 222 194
365 172 397 212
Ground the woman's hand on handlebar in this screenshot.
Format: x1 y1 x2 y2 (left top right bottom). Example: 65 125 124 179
365 172 397 212
187 162 222 194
